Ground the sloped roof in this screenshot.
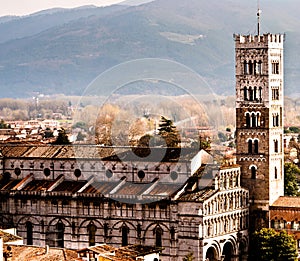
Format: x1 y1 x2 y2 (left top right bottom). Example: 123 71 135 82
0 144 198 162
6 245 78 261
271 196 300 208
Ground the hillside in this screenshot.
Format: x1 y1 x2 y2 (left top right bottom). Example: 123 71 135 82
0 0 299 98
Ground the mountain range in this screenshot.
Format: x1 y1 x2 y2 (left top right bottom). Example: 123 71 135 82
0 0 299 98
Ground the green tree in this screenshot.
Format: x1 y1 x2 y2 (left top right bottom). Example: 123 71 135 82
44 128 54 139
76 131 86 142
53 128 71 145
157 116 180 147
251 228 297 261
284 162 300 196
0 119 9 129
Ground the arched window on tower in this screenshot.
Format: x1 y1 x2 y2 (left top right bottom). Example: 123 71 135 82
274 140 279 153
249 61 253 75
244 61 249 75
254 87 257 101
276 114 279 127
26 221 33 245
244 87 248 100
259 87 262 101
251 166 257 179
246 113 251 128
249 87 254 101
251 113 257 127
248 140 253 154
257 60 262 74
275 167 278 179
254 140 259 154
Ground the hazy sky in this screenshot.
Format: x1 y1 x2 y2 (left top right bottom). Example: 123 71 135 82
0 0 124 16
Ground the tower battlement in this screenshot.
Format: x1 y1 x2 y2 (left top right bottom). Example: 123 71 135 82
234 33 284 48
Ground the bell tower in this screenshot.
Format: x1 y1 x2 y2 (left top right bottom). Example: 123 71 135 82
234 26 284 227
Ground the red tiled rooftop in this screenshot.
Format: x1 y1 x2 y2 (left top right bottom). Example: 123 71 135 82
271 196 300 208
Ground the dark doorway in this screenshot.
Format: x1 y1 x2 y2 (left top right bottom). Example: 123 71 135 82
206 247 217 261
222 242 234 261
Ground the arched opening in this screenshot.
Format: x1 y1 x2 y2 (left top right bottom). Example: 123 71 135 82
254 86 257 100
259 87 262 101
26 221 33 245
251 166 257 179
56 221 64 248
275 167 278 179
206 246 218 261
248 140 253 154
251 113 256 127
243 87 248 100
155 227 163 248
87 223 97 246
249 61 253 75
222 241 234 261
274 140 279 153
246 113 250 128
239 241 247 261
122 225 129 246
254 140 259 154
244 61 248 75
249 87 254 101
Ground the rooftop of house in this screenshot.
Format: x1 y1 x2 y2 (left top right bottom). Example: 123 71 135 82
5 244 78 261
77 244 161 261
271 196 300 208
0 229 22 243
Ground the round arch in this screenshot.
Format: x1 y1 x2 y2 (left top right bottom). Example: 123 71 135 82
205 244 220 261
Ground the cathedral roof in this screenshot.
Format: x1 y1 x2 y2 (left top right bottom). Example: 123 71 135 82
0 144 198 162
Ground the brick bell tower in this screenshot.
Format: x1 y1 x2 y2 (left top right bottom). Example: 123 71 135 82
234 8 284 229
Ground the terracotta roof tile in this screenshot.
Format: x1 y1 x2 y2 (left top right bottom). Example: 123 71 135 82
271 196 300 208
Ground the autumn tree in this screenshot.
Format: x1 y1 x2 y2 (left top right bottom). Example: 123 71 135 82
250 228 297 261
284 162 300 196
157 116 180 147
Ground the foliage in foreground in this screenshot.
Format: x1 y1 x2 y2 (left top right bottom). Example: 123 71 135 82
251 228 297 261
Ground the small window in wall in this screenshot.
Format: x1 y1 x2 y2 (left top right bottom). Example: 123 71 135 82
272 88 279 100
244 61 249 75
274 140 279 153
26 221 33 245
248 140 253 154
254 140 259 154
272 62 280 74
155 227 163 248
122 225 129 246
257 61 262 74
87 223 97 246
275 167 278 179
243 87 248 100
56 221 64 248
251 113 257 127
246 113 251 128
251 166 257 179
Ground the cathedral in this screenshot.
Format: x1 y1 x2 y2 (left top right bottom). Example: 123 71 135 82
0 16 291 261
